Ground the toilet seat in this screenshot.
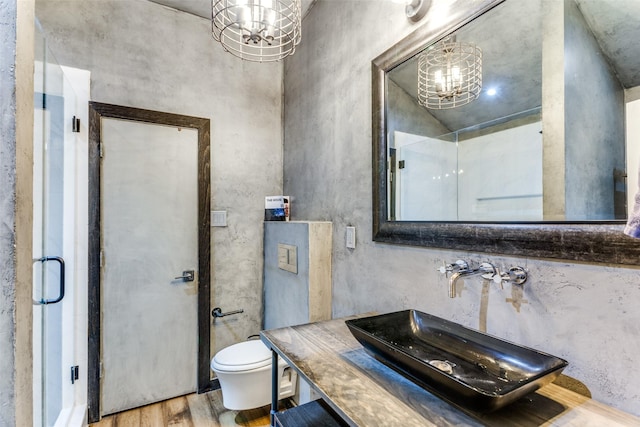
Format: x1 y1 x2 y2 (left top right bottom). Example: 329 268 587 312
212 340 272 372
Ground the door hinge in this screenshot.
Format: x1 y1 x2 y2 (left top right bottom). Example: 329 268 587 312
399 160 406 169
99 361 104 379
100 250 104 268
72 116 80 133
70 365 79 384
98 143 104 158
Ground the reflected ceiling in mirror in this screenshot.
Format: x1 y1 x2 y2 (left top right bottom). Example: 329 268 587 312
385 0 638 222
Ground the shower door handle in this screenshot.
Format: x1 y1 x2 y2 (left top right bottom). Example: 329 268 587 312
175 270 195 282
36 256 65 305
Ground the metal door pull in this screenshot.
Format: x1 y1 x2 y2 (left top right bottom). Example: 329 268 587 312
212 307 244 318
35 256 65 305
175 270 195 281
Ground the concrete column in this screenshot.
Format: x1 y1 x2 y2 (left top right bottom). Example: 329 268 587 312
0 0 35 425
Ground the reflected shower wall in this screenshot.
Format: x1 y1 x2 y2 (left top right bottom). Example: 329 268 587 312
458 116 543 221
392 108 543 221
393 131 457 221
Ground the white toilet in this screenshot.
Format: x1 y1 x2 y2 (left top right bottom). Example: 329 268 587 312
211 339 297 410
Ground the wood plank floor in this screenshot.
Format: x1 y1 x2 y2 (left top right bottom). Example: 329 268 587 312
90 390 293 427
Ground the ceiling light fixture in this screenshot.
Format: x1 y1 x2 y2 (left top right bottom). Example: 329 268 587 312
212 0 301 62
417 36 482 109
405 0 431 22
393 0 432 22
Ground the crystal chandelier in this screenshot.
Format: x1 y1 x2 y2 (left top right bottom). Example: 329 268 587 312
418 36 482 109
212 0 301 62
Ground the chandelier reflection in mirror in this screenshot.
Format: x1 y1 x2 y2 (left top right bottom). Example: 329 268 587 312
212 0 301 62
418 36 482 109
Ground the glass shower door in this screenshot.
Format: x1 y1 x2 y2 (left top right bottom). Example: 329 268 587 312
33 23 78 427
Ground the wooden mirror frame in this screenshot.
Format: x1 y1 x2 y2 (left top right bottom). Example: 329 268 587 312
371 0 640 265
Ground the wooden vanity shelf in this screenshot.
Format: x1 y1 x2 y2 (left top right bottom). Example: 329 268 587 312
262 315 640 426
274 399 347 427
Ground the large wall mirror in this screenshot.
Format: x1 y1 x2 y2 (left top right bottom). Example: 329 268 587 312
372 0 640 264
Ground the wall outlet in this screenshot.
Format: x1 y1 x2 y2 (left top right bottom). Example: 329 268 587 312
346 226 356 249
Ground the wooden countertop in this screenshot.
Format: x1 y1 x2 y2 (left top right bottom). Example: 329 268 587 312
261 314 640 427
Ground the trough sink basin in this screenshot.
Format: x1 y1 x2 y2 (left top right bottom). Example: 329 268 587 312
345 310 568 412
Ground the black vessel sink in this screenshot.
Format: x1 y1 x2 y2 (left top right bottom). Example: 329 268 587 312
345 310 568 412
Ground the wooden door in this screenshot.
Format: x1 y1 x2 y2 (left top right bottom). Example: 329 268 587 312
99 117 199 416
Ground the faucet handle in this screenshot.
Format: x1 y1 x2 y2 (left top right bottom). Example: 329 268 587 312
438 259 469 274
508 266 528 285
455 259 470 270
492 270 504 285
498 266 528 285
478 262 498 281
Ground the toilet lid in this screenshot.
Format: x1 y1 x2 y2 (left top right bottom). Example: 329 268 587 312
212 340 272 372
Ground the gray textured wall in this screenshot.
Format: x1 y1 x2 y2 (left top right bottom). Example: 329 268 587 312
0 0 34 425
564 0 625 220
36 0 283 358
283 0 640 415
0 1 20 422
387 79 450 141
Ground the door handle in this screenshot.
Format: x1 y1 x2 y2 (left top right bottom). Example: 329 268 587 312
175 270 195 282
212 307 244 318
35 256 65 305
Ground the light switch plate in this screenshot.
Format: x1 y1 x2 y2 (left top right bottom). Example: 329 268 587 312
211 210 227 227
277 243 297 274
346 226 356 249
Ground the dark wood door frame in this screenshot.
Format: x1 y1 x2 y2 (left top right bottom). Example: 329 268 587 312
88 102 214 423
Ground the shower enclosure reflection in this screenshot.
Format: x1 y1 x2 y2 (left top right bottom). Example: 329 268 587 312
390 109 542 221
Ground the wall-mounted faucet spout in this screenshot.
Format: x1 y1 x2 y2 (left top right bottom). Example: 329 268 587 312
448 262 498 298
